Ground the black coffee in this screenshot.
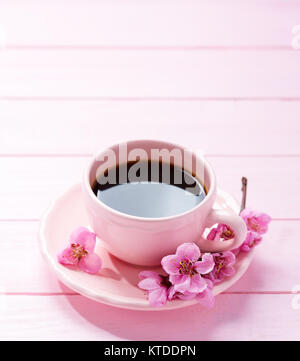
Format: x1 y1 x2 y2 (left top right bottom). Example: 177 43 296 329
92 160 206 218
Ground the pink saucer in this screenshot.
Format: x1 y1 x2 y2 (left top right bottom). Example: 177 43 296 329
39 184 254 311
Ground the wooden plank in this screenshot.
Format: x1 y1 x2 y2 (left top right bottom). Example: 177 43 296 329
208 156 299 218
0 222 68 294
0 0 298 342
1 50 300 98
0 0 298 47
229 220 300 292
0 294 299 340
0 221 298 294
1 100 300 156
0 156 297 219
0 157 87 220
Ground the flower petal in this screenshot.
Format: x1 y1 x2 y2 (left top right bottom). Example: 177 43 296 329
222 251 236 266
222 265 236 277
173 275 191 293
161 255 180 275
57 247 78 266
259 213 271 225
239 231 263 252
168 286 197 301
177 292 197 301
240 244 250 252
148 287 168 307
139 271 161 281
78 253 102 274
189 274 207 293
240 208 253 220
207 228 219 241
205 278 214 290
253 235 263 245
204 273 215 286
194 253 215 275
138 277 161 291
168 286 176 300
176 242 201 262
169 274 184 285
196 287 215 309
69 227 96 252
241 209 271 235
232 248 240 257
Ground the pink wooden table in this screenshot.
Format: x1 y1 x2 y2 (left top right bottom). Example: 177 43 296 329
0 0 300 341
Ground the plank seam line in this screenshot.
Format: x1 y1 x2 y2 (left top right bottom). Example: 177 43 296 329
2 96 300 102
3 45 294 51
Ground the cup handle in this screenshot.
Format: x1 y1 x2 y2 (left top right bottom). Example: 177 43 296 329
196 209 247 253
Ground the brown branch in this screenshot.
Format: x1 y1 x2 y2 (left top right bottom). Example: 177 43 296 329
240 177 248 214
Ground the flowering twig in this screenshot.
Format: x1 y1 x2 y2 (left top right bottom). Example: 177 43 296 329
137 176 271 309
240 177 248 214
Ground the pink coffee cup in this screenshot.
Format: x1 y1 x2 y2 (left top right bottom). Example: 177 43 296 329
83 140 247 266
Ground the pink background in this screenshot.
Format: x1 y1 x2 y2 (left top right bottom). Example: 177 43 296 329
0 0 300 340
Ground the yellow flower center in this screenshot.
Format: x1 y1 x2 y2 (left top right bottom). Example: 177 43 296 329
179 260 197 277
248 219 260 232
222 229 233 238
216 262 225 274
71 243 88 260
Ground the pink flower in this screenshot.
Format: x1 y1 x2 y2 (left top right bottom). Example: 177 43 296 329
207 224 235 241
168 286 197 301
57 227 102 274
231 247 241 257
168 278 215 309
239 231 262 252
161 243 214 294
195 278 215 309
138 271 170 307
207 251 236 284
240 209 271 235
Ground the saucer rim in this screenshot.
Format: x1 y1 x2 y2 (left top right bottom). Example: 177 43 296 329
39 183 255 311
